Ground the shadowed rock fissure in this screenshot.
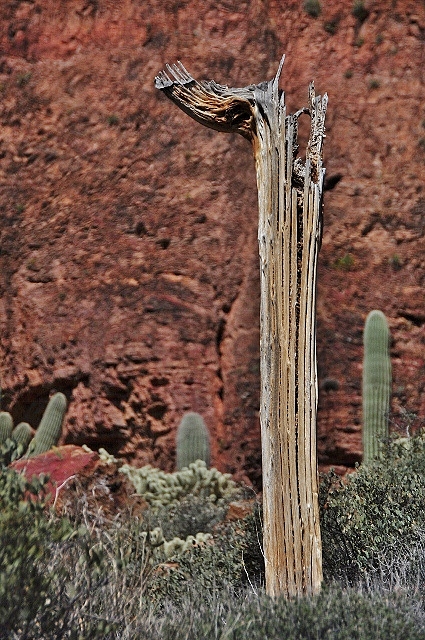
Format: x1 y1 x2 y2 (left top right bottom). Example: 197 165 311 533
215 316 226 403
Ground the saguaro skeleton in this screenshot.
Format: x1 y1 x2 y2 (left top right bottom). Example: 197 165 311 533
155 56 327 598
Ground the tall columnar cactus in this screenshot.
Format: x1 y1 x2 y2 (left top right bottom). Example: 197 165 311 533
0 411 13 444
176 412 211 471
12 422 34 452
362 310 392 463
26 392 67 458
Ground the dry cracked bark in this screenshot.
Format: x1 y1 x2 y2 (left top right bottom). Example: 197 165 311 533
155 56 327 598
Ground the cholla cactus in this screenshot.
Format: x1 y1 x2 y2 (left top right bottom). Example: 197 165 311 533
141 526 212 559
120 460 237 507
26 392 67 458
176 412 210 471
362 310 392 463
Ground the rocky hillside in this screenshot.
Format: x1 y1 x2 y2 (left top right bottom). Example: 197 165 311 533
0 0 424 487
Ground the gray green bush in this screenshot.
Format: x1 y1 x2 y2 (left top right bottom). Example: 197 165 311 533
2 424 425 637
0 463 75 638
148 585 425 640
145 493 228 540
320 432 425 583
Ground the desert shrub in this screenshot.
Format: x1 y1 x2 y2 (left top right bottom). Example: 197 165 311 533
0 465 75 638
5 432 425 637
39 504 262 637
320 433 425 583
43 514 153 639
0 436 25 465
141 584 425 640
0 502 156 638
147 505 264 607
145 493 228 540
2 453 425 638
0 456 124 639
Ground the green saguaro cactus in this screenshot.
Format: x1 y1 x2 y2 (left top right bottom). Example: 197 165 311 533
0 412 13 444
176 412 211 471
11 422 33 452
362 310 392 463
26 392 67 458
0 384 14 445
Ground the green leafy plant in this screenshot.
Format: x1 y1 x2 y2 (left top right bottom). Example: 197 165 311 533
362 310 392 463
389 254 402 270
176 412 211 470
146 505 264 606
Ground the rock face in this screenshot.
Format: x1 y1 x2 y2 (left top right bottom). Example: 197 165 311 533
11 445 146 516
1 1 424 488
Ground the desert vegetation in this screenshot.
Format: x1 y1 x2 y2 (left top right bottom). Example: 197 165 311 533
2 428 425 639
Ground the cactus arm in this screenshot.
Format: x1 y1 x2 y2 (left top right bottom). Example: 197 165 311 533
26 392 67 458
0 412 14 444
11 422 34 452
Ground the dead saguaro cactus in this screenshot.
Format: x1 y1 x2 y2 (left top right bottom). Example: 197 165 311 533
155 56 327 598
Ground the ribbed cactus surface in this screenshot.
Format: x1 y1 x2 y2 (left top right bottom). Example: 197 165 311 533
26 392 67 458
362 310 392 463
0 411 13 444
176 412 210 471
12 422 33 452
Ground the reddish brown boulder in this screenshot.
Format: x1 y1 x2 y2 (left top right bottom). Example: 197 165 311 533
12 445 99 499
11 444 146 517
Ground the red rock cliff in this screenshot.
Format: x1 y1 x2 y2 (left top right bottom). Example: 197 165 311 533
0 0 424 487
